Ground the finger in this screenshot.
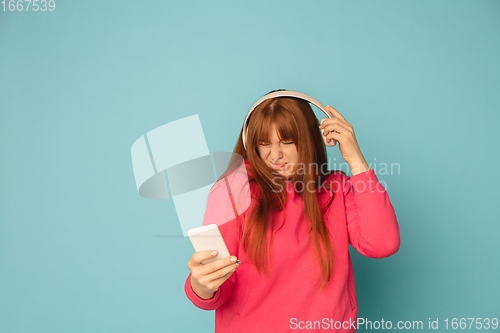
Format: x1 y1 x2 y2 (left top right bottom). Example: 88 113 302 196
320 118 330 126
205 261 240 282
190 250 219 267
320 126 338 146
210 270 236 289
324 130 338 146
325 136 337 146
326 105 348 123
198 255 239 276
320 116 351 131
325 131 342 146
322 122 351 137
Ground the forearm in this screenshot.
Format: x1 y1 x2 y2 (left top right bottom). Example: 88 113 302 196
349 157 371 176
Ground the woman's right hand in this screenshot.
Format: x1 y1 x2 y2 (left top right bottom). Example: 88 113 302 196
188 250 240 300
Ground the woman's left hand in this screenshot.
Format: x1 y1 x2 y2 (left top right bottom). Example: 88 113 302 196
319 105 368 168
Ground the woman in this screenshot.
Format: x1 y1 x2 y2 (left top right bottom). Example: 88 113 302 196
184 90 400 333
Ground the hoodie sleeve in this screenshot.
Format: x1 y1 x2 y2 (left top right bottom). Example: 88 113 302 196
343 168 400 258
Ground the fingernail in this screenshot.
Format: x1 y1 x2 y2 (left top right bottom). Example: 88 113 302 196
230 257 237 262
211 251 217 256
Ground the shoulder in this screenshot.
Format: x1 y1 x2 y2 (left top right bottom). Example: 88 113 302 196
320 170 351 194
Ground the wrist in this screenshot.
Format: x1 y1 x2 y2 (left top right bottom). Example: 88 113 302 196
348 158 370 176
191 280 215 300
195 290 215 300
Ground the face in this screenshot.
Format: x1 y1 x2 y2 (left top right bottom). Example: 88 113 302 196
257 124 299 179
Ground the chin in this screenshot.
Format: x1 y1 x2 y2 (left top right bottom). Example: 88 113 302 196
278 171 291 178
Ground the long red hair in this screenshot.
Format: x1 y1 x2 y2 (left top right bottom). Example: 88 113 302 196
221 93 345 289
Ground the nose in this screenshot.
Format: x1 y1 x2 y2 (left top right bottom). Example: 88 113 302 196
269 145 283 161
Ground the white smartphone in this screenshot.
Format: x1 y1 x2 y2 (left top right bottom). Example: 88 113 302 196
188 224 231 264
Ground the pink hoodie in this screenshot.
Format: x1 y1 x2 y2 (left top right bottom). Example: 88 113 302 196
184 165 400 333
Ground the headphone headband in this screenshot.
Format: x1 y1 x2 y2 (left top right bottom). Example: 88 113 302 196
241 90 333 150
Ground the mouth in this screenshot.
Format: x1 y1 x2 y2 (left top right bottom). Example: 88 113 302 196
271 161 287 169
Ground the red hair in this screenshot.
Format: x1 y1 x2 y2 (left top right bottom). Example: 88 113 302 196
221 95 346 289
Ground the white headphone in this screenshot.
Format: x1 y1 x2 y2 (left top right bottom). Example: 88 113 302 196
241 90 333 151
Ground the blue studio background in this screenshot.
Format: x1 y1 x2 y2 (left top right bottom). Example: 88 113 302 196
1 0 499 332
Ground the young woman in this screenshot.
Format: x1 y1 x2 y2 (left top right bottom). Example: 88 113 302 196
184 91 400 333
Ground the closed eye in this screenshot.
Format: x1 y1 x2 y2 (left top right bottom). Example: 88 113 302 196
258 141 293 146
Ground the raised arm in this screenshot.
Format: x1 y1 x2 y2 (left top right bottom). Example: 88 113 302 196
343 169 400 258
